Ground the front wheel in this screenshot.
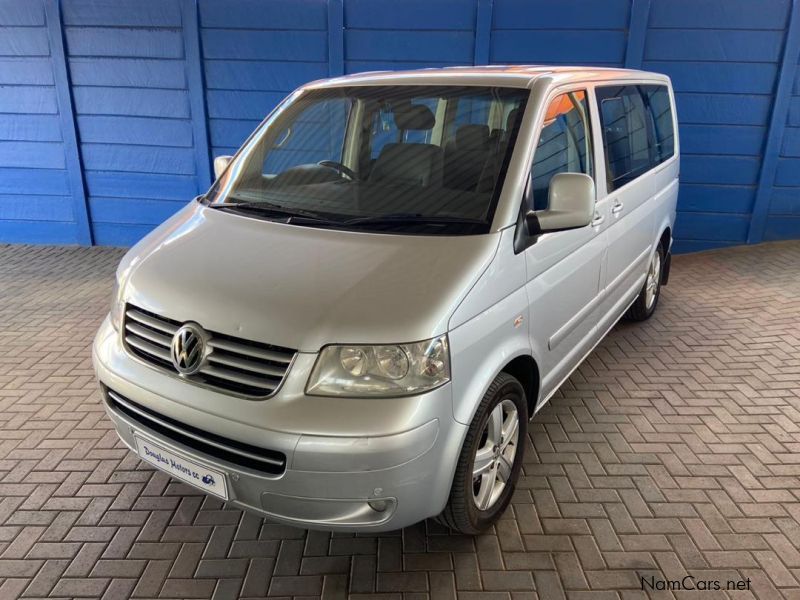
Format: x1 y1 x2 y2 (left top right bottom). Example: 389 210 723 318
625 242 664 321
437 372 527 534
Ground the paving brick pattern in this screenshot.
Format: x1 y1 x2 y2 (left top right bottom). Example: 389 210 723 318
1 241 799 599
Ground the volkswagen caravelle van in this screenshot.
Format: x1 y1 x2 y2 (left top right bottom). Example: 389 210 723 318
93 66 678 534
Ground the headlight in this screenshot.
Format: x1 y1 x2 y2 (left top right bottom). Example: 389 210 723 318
109 279 123 331
306 335 450 397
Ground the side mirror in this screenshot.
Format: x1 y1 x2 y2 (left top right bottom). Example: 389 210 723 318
525 173 595 235
213 155 232 179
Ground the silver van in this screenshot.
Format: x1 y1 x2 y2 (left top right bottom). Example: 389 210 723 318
93 66 678 534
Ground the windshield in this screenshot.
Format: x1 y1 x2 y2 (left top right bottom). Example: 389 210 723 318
208 85 528 235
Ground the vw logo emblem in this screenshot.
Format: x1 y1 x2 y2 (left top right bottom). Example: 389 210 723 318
171 323 206 375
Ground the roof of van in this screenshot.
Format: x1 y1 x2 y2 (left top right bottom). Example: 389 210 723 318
305 65 671 90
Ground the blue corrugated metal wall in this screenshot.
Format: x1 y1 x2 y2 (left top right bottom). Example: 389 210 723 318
1 0 799 252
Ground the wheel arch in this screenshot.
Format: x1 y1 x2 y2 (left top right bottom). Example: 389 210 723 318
658 225 672 285
453 348 542 428
659 226 672 254
500 354 540 419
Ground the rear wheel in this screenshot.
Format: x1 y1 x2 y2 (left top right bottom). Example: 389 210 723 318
625 242 664 321
437 372 527 534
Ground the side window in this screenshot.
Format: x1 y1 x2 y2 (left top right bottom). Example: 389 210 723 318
641 85 675 165
596 84 674 192
596 86 651 192
529 90 593 211
263 98 349 175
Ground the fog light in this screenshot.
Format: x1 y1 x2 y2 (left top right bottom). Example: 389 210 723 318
368 499 388 513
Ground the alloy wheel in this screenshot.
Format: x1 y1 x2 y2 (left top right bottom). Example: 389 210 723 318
472 399 520 510
645 251 661 310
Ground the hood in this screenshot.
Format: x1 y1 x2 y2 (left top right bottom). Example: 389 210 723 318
120 202 500 352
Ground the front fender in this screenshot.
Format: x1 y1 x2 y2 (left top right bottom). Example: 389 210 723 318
448 285 533 426
448 228 533 426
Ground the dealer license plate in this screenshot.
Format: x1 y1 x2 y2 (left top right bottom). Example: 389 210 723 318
134 434 229 500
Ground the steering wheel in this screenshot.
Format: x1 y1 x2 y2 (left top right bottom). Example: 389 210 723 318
318 160 357 181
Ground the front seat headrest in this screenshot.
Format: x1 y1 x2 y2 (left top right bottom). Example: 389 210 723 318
393 103 436 130
456 124 490 149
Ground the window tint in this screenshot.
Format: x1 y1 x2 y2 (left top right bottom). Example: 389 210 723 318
641 85 675 164
596 86 650 191
529 90 593 211
596 84 674 192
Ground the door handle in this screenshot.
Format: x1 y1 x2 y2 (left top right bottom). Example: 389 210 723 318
611 201 624 215
591 212 605 226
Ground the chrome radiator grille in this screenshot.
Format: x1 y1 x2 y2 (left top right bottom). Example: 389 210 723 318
123 305 296 397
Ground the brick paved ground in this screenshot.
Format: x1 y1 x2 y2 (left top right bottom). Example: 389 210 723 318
1 240 799 600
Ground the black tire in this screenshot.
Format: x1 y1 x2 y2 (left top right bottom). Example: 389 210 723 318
436 372 527 534
625 242 664 322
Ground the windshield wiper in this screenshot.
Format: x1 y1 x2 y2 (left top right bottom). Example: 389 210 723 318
344 213 487 227
208 204 487 232
207 201 339 224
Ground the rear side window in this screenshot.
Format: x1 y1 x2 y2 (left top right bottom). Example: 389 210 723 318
641 85 675 164
596 84 674 192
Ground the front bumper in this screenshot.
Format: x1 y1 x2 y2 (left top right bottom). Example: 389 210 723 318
93 316 466 531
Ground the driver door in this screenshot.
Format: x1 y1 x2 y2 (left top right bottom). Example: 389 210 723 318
522 89 609 406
